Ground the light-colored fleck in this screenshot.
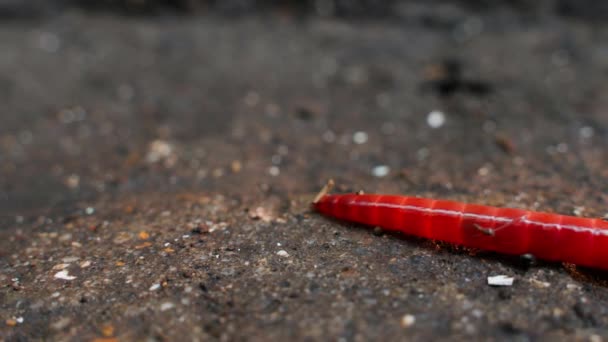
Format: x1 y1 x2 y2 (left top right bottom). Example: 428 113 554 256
276 250 289 257
352 131 369 144
322 130 336 143
146 140 174 164
51 317 71 330
401 314 416 328
268 166 280 177
160 302 175 311
580 126 594 139
530 278 551 288
427 110 446 128
54 270 76 281
487 275 514 286
149 283 161 291
52 263 70 270
61 256 79 263
372 165 390 178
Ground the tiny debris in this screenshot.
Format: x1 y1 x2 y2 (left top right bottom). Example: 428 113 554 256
80 260 92 268
277 250 290 257
146 139 175 164
51 317 71 330
530 278 551 288
5 318 17 327
487 275 514 286
268 166 280 176
101 324 115 337
231 160 242 173
352 131 369 144
160 302 175 311
580 126 594 139
426 110 446 129
249 207 275 222
85 207 95 215
372 165 390 178
573 206 585 217
149 283 161 291
495 134 515 154
52 263 70 270
400 314 416 328
138 231 150 240
65 174 80 189
54 270 76 281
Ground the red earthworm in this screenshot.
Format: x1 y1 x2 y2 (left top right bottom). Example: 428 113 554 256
313 181 608 270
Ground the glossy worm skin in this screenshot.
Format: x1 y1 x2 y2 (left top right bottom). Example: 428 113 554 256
314 194 608 270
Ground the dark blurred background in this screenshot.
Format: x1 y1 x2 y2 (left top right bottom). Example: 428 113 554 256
1 0 607 19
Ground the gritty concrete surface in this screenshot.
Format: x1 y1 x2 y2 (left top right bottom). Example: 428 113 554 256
1 1 608 341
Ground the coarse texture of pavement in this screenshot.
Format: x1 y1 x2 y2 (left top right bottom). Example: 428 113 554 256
1 1 608 340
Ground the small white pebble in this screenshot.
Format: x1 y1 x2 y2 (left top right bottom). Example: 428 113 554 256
16 317 24 324
268 166 280 177
54 270 76 281
580 126 594 139
149 283 161 291
477 166 490 177
160 302 175 311
372 165 390 178
276 250 289 257
566 283 581 291
487 275 514 286
427 110 446 129
400 314 416 328
417 147 429 160
590 334 602 342
322 130 336 143
573 206 585 216
352 131 369 144
85 207 95 215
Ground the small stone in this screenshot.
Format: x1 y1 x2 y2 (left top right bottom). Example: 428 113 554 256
401 314 416 328
51 317 71 330
160 302 175 311
276 250 289 257
268 166 280 177
372 165 390 178
427 110 446 128
487 275 514 286
573 206 585 216
65 174 80 189
580 126 594 139
231 160 242 173
146 140 174 164
149 283 161 291
352 131 369 144
54 270 76 281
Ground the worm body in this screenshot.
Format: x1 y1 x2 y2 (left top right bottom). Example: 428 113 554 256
314 194 608 269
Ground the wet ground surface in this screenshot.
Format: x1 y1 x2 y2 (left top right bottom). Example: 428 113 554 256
1 1 608 340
